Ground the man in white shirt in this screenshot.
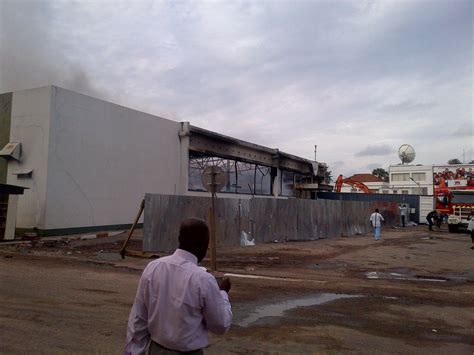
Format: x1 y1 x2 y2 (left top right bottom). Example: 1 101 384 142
369 208 385 241
125 218 232 354
399 205 408 227
468 210 474 250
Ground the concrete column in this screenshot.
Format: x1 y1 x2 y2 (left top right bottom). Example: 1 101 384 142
5 194 18 240
178 122 190 195
272 168 280 197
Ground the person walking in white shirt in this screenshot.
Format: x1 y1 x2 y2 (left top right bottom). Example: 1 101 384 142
125 218 232 354
369 208 385 241
468 210 474 250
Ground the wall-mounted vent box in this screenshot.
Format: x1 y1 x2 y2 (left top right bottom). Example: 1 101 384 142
12 169 33 179
0 142 21 161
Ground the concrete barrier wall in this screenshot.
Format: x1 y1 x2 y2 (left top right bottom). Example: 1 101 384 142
143 194 399 252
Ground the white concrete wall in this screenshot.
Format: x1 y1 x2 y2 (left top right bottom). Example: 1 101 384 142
7 86 52 228
45 86 184 229
388 165 433 195
419 195 435 223
4 195 18 240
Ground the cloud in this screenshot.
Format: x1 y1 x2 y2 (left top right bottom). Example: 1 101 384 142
377 100 434 113
0 1 104 99
366 163 383 171
450 124 473 138
355 145 393 157
0 0 471 175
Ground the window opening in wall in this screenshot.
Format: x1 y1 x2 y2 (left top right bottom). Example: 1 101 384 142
414 187 429 195
391 173 410 181
412 172 426 181
279 170 312 197
188 151 272 195
280 170 294 197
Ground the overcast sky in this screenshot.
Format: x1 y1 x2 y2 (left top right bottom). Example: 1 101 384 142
0 0 472 176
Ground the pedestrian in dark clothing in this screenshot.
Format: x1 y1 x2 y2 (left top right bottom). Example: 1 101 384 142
426 210 438 231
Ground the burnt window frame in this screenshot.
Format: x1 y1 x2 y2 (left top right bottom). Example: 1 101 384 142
279 170 313 197
188 150 273 196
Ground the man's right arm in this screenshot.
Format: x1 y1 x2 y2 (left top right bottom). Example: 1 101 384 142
202 275 232 335
124 267 151 355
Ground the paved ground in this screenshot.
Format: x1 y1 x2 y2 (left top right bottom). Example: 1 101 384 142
0 226 473 354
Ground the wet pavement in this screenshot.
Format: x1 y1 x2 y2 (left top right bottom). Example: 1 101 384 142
236 293 362 327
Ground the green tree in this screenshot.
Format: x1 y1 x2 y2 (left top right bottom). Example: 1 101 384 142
448 158 462 164
372 168 389 182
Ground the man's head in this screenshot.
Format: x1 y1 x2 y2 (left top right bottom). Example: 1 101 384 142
375 208 379 213
178 218 210 262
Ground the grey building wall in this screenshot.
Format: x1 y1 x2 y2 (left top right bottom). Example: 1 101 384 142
0 93 12 184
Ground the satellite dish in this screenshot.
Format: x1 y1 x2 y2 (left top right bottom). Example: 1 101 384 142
201 166 227 193
398 144 416 164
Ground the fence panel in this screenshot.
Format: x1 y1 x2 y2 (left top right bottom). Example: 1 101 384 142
143 194 211 252
144 194 400 252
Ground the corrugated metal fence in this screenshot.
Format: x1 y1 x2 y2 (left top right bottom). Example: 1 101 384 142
143 194 400 252
317 192 423 223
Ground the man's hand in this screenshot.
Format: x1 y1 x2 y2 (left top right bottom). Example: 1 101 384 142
218 277 231 293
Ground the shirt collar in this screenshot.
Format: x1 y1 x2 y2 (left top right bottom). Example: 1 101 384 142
174 248 198 265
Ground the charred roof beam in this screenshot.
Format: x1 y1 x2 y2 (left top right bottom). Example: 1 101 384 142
188 125 325 177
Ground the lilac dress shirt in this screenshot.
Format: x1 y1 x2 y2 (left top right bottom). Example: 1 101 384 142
125 249 232 354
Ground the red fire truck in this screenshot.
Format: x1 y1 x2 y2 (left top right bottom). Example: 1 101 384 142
433 164 474 232
435 187 474 232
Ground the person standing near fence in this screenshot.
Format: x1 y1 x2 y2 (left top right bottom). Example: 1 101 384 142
370 208 385 241
399 205 407 227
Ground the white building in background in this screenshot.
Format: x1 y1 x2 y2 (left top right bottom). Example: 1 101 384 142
388 165 433 195
388 164 474 195
0 86 329 234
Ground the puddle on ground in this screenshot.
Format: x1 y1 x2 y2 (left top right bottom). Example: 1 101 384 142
365 271 448 283
236 293 362 327
224 273 309 283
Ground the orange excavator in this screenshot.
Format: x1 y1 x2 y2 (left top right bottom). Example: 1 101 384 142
334 174 372 193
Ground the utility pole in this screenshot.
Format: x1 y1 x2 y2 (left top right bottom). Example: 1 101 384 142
201 165 226 272
314 145 317 161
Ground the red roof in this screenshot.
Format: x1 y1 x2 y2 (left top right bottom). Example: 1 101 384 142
348 174 384 183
